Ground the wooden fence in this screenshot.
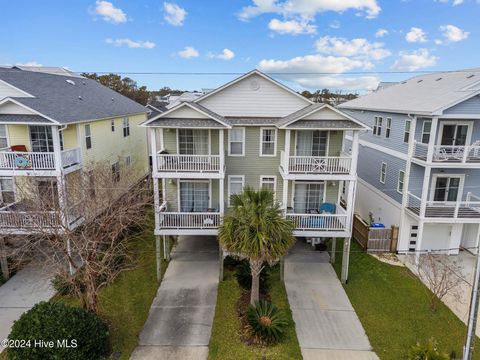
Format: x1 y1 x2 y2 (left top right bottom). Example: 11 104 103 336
352 214 398 253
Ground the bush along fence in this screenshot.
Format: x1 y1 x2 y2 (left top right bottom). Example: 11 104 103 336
352 214 398 253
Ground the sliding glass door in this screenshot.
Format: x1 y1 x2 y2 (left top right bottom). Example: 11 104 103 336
296 130 328 157
293 182 325 213
179 181 209 212
433 176 461 203
178 129 209 155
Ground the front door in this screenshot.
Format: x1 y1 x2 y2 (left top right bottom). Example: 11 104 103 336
433 176 461 202
440 124 468 146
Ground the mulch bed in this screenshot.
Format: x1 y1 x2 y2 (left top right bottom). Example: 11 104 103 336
236 289 271 347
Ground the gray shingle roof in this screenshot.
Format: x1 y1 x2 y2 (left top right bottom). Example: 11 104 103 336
226 117 281 125
0 68 148 124
0 114 52 124
286 119 363 129
340 68 480 114
147 118 226 128
276 103 325 127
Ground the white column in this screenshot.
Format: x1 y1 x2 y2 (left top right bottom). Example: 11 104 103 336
52 126 63 174
350 131 360 175
153 178 160 228
284 130 291 172
399 116 417 252
346 180 356 231
415 220 425 262
219 129 225 173
426 117 439 163
419 167 431 218
282 179 289 211
150 128 158 174
75 124 83 165
219 178 225 214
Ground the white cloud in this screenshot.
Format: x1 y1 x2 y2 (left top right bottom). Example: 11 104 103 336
178 46 199 58
405 27 427 43
436 0 464 5
238 0 381 20
315 36 391 61
106 38 156 49
208 48 235 60
375 28 388 38
439 24 469 42
391 49 437 71
268 18 316 35
93 1 126 24
163 2 187 26
258 54 379 90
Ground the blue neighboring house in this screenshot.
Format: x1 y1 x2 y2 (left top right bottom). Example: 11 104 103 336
340 68 480 255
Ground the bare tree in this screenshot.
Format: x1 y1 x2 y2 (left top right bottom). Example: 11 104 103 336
409 253 464 311
9 161 151 313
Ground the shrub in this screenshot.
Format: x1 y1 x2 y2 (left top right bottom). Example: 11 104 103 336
235 260 270 292
8 301 109 360
247 300 287 344
51 273 85 296
408 338 449 360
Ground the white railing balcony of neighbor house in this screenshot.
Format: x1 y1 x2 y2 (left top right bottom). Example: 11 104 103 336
0 202 60 231
413 141 480 164
157 201 221 230
280 150 352 175
156 153 222 173
406 191 480 219
286 204 349 232
0 148 82 172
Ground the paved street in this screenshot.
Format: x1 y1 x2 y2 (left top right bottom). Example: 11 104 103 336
131 235 219 360
285 240 378 360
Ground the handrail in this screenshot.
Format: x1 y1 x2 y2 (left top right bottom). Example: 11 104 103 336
156 154 221 172
281 151 352 174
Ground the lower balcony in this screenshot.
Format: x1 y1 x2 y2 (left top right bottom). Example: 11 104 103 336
286 204 350 237
156 201 221 235
406 192 480 221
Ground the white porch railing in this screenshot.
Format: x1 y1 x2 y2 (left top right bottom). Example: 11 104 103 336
158 202 220 229
61 148 81 168
413 141 480 163
280 150 351 174
286 206 348 231
0 148 82 171
157 154 221 173
407 191 480 218
0 210 59 229
0 151 56 170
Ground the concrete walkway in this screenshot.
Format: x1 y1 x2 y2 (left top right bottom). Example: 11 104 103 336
0 263 55 353
285 241 378 360
131 235 219 360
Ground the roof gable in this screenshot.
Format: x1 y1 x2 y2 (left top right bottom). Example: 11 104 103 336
195 70 312 117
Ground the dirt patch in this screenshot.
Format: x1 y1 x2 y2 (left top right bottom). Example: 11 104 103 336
370 252 405 267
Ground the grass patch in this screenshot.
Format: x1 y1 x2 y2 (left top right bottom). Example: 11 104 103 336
51 220 166 360
328 239 479 360
209 265 302 360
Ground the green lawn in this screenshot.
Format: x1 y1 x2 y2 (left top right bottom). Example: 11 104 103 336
329 239 479 360
209 266 302 360
51 219 165 360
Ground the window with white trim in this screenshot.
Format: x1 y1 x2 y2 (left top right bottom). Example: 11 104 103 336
123 117 130 137
385 118 392 138
85 124 92 149
260 176 276 193
0 178 14 206
421 120 431 144
0 125 8 149
373 116 383 136
111 119 115 132
229 128 245 156
403 120 411 143
228 176 244 206
380 162 387 184
397 170 405 194
260 128 276 156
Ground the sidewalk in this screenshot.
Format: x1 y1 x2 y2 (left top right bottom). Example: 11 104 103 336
285 241 378 360
0 263 55 353
131 236 219 360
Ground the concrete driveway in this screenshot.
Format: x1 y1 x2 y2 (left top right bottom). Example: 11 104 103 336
285 241 378 360
0 263 55 353
131 235 219 360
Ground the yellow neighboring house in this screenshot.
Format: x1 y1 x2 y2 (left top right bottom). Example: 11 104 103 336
0 66 150 234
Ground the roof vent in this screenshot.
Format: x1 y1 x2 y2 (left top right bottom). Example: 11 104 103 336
436 77 442 81
78 95 83 100
66 79 76 86
417 79 423 83
467 74 475 79
401 81 407 84
111 97 114 101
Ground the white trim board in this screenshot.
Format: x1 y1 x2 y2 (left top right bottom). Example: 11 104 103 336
345 135 408 161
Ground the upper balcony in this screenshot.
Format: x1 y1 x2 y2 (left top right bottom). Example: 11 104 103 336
413 142 480 166
0 147 82 176
155 152 224 179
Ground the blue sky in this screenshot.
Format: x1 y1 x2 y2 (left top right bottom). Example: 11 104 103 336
1 0 478 92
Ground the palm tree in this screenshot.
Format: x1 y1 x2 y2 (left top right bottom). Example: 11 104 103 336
219 186 295 305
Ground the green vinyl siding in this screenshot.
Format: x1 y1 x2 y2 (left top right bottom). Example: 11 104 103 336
291 130 344 156
163 179 221 212
161 129 221 155
286 180 340 210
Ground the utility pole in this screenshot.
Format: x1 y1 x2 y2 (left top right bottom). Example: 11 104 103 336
464 242 480 359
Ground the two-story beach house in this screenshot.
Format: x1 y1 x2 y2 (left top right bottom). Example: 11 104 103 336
143 70 368 252
340 69 480 255
0 66 149 234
